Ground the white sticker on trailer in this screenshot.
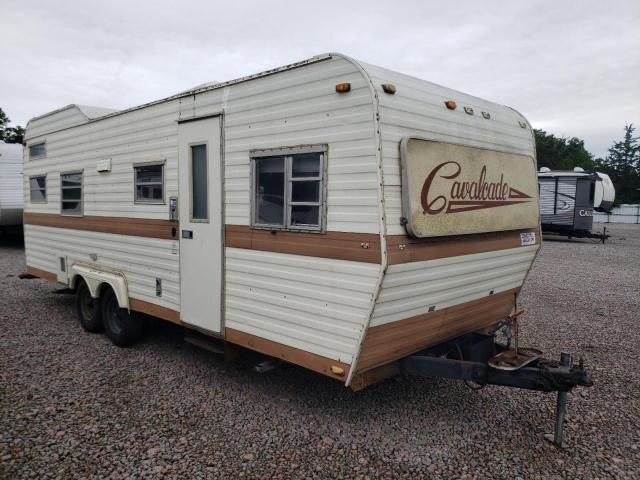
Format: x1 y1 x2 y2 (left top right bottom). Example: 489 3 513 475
520 232 536 246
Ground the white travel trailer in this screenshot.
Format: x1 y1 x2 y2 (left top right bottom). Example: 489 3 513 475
23 53 591 427
0 140 24 230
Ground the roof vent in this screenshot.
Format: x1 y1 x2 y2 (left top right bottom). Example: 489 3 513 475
539 167 551 173
573 167 585 172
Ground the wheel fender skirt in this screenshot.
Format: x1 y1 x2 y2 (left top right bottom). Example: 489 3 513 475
69 264 129 310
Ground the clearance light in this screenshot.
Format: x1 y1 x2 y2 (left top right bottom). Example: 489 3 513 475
444 100 457 110
381 83 396 94
330 366 345 376
335 82 351 93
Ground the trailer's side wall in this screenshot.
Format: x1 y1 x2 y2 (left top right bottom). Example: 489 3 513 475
181 55 383 367
24 55 383 371
0 142 24 226
23 100 182 313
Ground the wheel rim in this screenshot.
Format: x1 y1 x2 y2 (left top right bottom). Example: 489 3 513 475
79 285 95 321
104 292 125 335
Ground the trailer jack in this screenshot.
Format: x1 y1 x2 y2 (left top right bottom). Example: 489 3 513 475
399 334 592 448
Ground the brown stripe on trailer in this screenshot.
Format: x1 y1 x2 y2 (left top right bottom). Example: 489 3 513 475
129 298 181 324
354 288 519 374
24 212 178 240
386 228 540 265
225 225 381 263
25 265 58 282
225 328 351 381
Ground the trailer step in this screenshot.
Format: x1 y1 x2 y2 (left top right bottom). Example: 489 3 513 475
184 334 225 355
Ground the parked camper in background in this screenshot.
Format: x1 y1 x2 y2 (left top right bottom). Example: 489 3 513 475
0 140 24 232
538 167 614 241
22 53 591 445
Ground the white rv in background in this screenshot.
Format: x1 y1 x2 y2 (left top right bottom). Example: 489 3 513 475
538 167 615 240
22 53 546 389
0 140 24 230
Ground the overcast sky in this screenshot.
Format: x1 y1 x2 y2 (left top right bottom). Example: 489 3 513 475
1 0 638 158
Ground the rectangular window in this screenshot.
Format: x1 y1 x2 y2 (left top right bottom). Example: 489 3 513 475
29 175 47 203
134 163 164 203
252 146 325 231
191 144 208 220
29 142 46 159
61 171 83 215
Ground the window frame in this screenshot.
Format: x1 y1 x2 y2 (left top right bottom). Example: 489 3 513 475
189 142 209 223
250 145 327 233
29 175 48 204
28 141 47 160
60 170 84 216
133 161 166 205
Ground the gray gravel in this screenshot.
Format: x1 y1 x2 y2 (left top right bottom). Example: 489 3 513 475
1 224 639 479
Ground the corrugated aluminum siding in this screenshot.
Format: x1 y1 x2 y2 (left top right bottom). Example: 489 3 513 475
26 106 92 140
182 56 381 234
358 61 536 236
24 225 180 310
225 248 380 364
371 245 538 327
23 100 180 220
23 54 382 359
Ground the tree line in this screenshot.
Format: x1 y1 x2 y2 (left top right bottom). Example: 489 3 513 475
535 124 639 204
0 107 25 144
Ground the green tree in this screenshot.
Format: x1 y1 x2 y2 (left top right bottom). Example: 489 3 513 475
595 124 640 204
4 125 24 144
0 107 24 144
534 129 595 171
0 107 9 140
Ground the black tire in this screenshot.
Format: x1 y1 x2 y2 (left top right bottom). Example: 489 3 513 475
101 288 144 347
76 280 103 333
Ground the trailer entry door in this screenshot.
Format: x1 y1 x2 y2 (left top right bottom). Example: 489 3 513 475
178 116 223 334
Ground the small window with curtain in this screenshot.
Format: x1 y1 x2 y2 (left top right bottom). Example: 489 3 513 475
251 145 326 232
61 171 83 215
134 163 164 203
29 175 47 203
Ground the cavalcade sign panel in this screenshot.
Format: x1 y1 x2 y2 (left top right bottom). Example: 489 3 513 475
401 138 539 238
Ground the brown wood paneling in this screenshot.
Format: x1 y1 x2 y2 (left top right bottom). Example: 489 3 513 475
129 298 181 324
225 225 381 263
356 288 519 373
25 265 58 282
24 212 178 240
386 228 540 265
225 328 351 381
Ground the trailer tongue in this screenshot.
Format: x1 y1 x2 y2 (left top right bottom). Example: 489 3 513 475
399 331 592 448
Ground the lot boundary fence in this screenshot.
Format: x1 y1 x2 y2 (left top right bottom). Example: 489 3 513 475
594 204 640 224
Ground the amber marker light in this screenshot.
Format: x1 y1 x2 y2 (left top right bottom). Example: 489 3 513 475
381 83 396 94
330 366 345 376
335 82 351 93
444 100 457 110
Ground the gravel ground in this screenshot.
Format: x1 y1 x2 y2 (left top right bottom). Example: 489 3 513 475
1 224 639 479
